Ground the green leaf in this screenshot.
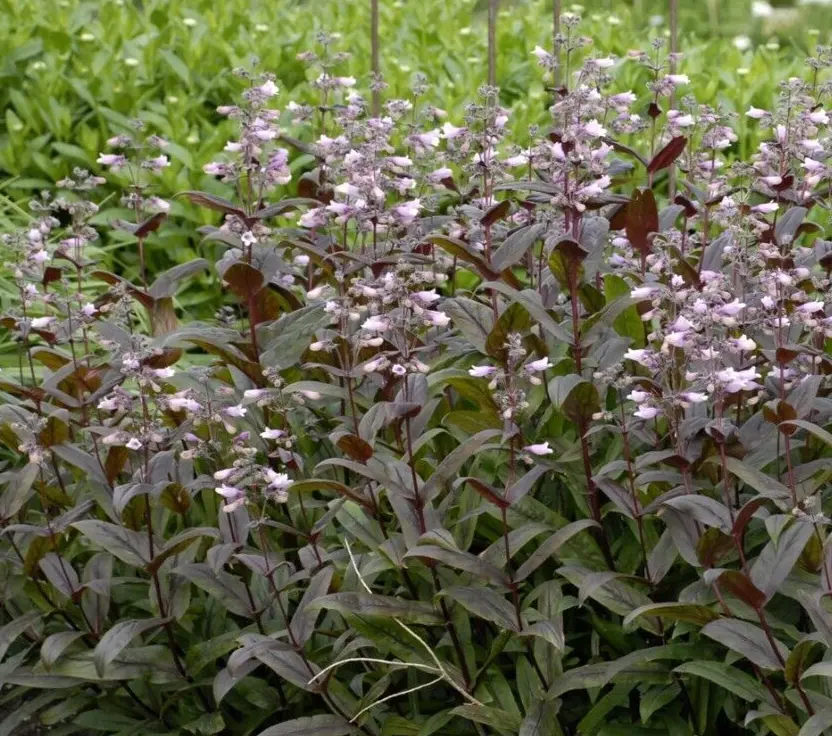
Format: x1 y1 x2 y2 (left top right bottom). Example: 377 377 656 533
674 660 770 703
750 519 814 601
40 631 86 670
0 611 41 663
255 715 354 736
405 545 511 587
721 457 791 501
785 635 824 685
442 297 494 353
558 565 659 634
482 282 572 343
662 495 732 534
492 223 547 272
622 602 719 631
290 567 335 646
547 374 599 424
486 301 532 361
781 419 832 447
444 586 519 631
161 49 191 85
797 710 832 736
71 521 150 567
450 705 523 732
519 699 562 736
701 618 788 671
515 520 600 582
307 592 442 625
93 618 166 676
0 463 39 520
174 563 254 618
422 429 501 501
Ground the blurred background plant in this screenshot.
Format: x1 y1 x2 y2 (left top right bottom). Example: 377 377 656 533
0 0 829 341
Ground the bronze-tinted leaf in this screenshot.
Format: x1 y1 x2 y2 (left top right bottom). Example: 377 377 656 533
221 262 265 299
625 188 658 258
647 136 688 175
178 190 246 217
133 212 167 238
336 434 374 462
481 199 511 228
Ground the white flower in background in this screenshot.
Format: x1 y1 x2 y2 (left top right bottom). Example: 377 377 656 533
524 441 553 456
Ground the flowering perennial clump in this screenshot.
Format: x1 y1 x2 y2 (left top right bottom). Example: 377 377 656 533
4 21 832 736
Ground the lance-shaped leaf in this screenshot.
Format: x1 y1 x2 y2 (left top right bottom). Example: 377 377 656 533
623 602 719 631
704 569 767 610
290 567 334 646
404 545 511 587
701 618 788 671
72 521 151 567
40 631 86 670
442 297 494 353
93 618 166 676
492 223 546 272
421 429 501 501
0 611 41 663
647 136 688 174
307 592 441 625
662 495 732 534
674 661 771 703
177 190 246 217
625 188 658 258
750 519 814 601
481 281 572 343
548 374 600 425
443 586 520 631
515 520 600 582
0 463 39 521
255 715 355 736
174 563 254 618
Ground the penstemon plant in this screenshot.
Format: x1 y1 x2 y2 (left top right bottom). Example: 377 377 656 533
5 18 832 736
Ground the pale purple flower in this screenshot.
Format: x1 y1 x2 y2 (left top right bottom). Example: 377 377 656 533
224 404 247 418
717 367 761 393
215 484 245 512
97 153 127 168
752 202 779 214
261 428 286 440
362 315 389 332
797 301 825 314
584 119 607 138
392 199 422 225
423 309 450 327
634 406 660 420
258 79 279 97
469 365 497 378
126 438 143 450
526 357 553 373
30 316 54 329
